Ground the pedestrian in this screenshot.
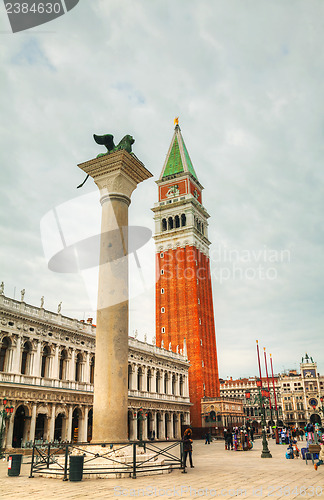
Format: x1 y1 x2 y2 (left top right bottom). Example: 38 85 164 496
314 442 324 471
182 428 194 470
223 428 228 449
250 427 254 442
225 428 233 450
299 428 304 441
205 431 211 444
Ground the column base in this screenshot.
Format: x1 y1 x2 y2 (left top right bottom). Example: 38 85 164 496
261 450 272 458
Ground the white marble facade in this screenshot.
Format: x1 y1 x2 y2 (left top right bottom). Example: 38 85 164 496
0 294 190 448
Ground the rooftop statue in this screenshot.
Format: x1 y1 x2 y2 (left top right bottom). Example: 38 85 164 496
93 133 135 157
77 133 135 188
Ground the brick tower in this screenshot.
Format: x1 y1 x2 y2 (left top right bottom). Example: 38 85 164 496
152 121 220 427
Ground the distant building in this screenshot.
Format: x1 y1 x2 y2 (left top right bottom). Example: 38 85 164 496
279 354 324 427
220 376 283 429
220 354 324 430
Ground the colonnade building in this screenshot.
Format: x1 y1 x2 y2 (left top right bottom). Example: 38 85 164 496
0 292 190 448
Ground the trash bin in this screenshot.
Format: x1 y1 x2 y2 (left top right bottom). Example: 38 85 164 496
8 454 23 477
69 455 84 481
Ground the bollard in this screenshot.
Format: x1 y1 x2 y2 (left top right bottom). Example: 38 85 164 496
8 454 22 477
69 455 84 481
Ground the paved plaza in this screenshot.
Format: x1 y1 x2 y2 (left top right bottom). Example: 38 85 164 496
0 439 323 499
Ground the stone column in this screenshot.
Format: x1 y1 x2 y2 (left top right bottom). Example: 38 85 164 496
69 349 76 381
160 413 166 440
33 341 42 377
152 369 157 394
130 415 137 440
143 416 148 441
29 404 37 443
12 336 22 374
66 406 73 442
166 415 172 439
53 345 60 380
84 352 90 384
49 404 56 442
7 347 14 373
150 411 156 437
6 414 15 447
81 407 89 442
78 150 152 443
176 413 181 439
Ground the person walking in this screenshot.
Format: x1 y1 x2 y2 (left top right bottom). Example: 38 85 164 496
314 442 324 471
225 429 233 450
250 427 254 442
182 428 194 470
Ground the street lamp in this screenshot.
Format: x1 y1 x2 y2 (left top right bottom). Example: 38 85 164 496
256 341 272 458
0 398 14 457
255 379 272 458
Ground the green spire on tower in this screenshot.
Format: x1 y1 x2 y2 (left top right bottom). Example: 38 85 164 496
160 120 198 180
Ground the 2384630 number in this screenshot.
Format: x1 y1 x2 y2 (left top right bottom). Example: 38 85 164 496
5 3 62 15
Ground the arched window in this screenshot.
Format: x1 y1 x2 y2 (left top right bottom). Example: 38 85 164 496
41 345 51 378
168 217 173 230
90 356 95 384
0 337 11 372
164 373 168 394
172 374 176 395
75 353 83 382
156 371 161 393
162 218 167 231
181 214 186 227
175 215 180 228
21 341 32 375
128 364 132 390
147 369 151 392
137 367 143 391
59 349 68 380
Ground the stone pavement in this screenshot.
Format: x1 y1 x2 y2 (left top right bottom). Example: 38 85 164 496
0 439 323 499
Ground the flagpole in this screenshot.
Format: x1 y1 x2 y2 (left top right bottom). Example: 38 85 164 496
270 353 280 443
264 349 278 444
256 341 272 458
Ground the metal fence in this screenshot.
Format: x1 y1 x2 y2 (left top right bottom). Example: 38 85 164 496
29 440 185 480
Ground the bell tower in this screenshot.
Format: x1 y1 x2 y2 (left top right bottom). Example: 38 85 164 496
152 121 220 426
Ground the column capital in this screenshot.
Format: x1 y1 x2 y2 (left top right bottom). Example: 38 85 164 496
78 150 152 200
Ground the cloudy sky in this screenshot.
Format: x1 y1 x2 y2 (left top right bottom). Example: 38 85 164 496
1 1 323 379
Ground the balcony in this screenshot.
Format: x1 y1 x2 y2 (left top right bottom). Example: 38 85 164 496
128 389 190 404
0 372 93 392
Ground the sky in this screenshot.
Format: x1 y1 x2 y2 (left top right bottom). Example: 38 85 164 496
1 1 323 380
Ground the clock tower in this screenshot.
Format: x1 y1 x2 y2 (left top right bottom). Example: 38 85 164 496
152 122 220 426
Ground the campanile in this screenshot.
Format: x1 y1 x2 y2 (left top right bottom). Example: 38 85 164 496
152 121 220 426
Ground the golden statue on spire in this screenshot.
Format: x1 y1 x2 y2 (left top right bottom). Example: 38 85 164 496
174 117 179 126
